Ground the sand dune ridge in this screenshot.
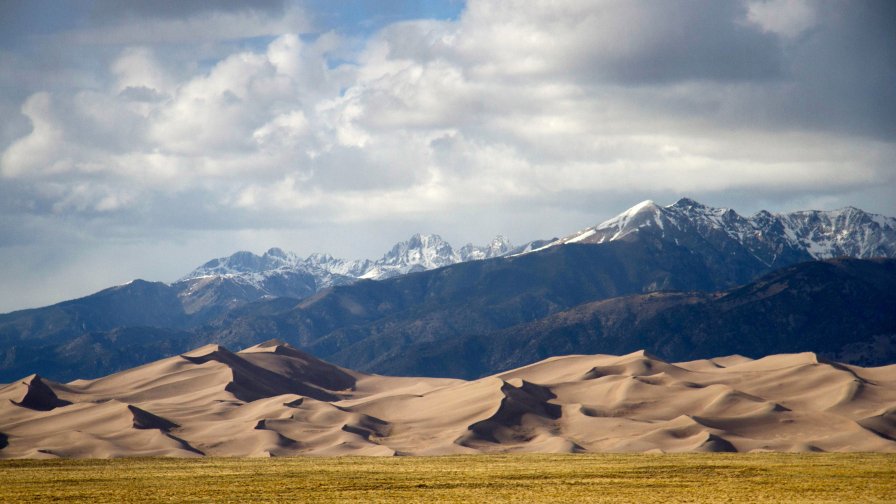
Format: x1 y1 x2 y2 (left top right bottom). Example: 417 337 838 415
1 340 895 457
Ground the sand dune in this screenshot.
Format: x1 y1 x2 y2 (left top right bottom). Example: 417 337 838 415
1 340 895 458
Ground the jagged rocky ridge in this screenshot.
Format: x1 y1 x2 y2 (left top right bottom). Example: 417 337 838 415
178 198 896 314
164 234 514 325
544 198 896 268
182 233 514 293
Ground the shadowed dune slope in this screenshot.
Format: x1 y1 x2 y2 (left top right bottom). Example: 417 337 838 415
1 341 895 458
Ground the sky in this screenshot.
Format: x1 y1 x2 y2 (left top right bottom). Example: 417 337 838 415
0 0 894 313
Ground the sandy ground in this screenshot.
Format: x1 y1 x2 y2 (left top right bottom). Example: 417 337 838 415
1 340 894 458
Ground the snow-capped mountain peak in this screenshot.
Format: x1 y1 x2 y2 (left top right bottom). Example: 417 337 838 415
380 233 456 267
536 199 665 248
540 198 896 267
360 233 460 279
592 199 663 242
669 197 705 210
459 235 513 261
180 233 517 296
190 248 299 278
176 198 895 312
774 206 896 259
264 247 291 260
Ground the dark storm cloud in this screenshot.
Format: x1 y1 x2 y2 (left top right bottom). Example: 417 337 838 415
606 0 894 139
782 0 896 138
118 86 168 103
584 1 784 84
0 2 81 47
547 0 896 140
88 0 288 21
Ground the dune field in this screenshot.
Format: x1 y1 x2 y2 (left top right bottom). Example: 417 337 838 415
1 339 895 458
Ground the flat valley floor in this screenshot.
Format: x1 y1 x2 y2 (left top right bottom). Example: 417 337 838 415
1 453 894 503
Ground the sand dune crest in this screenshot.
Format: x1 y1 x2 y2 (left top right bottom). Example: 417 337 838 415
2 375 71 411
1 344 895 458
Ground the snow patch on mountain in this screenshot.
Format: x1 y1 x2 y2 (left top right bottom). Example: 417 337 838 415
175 198 895 310
180 233 516 295
542 197 896 264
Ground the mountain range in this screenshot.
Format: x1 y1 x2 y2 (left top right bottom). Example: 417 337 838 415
380 257 896 378
548 198 896 260
1 198 894 383
180 197 896 305
179 233 517 302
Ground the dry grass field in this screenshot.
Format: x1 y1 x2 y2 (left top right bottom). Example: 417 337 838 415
0 453 894 503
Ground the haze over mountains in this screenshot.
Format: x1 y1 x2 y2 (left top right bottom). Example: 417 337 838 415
1 340 894 457
1 198 894 384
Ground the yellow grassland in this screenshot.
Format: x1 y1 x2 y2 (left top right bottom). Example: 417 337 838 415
0 453 894 503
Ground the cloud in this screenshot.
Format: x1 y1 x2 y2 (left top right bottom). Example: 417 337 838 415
89 0 289 21
452 0 784 84
111 47 174 95
1 93 64 178
3 1 895 218
61 3 309 46
747 0 818 38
